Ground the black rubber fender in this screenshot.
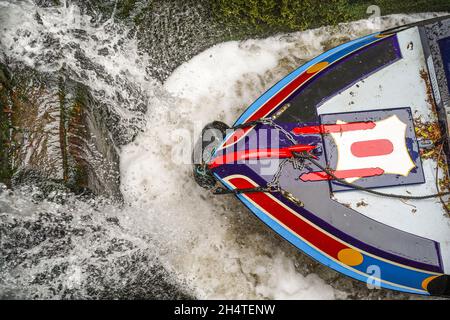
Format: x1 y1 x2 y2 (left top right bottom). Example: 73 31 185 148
192 121 229 189
427 275 450 297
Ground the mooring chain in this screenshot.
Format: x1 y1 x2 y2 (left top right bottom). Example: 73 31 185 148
266 158 305 207
232 118 297 145
213 116 450 206
213 118 306 206
266 158 288 192
213 156 305 207
213 158 288 195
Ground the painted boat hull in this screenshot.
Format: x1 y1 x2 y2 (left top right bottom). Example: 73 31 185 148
207 16 450 296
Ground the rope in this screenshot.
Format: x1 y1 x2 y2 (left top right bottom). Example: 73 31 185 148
380 15 450 36
212 157 304 206
213 185 304 207
294 151 450 200
213 186 269 195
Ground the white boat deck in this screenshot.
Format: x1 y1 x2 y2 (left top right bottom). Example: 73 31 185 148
318 27 450 272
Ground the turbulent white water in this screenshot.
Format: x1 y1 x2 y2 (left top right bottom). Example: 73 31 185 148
0 0 444 299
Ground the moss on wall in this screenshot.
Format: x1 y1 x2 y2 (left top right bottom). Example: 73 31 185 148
212 0 351 36
211 0 450 39
0 65 12 187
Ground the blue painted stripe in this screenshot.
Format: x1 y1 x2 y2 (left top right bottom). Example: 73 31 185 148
353 254 433 292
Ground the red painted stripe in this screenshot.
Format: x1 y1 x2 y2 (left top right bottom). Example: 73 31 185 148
209 145 316 169
299 167 385 182
246 72 315 123
221 127 251 149
222 72 316 148
292 122 376 135
229 177 348 258
351 139 394 158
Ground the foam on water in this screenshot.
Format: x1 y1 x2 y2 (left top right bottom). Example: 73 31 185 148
0 0 444 299
121 12 442 299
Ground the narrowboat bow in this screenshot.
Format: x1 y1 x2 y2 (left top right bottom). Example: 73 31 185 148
193 16 450 297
